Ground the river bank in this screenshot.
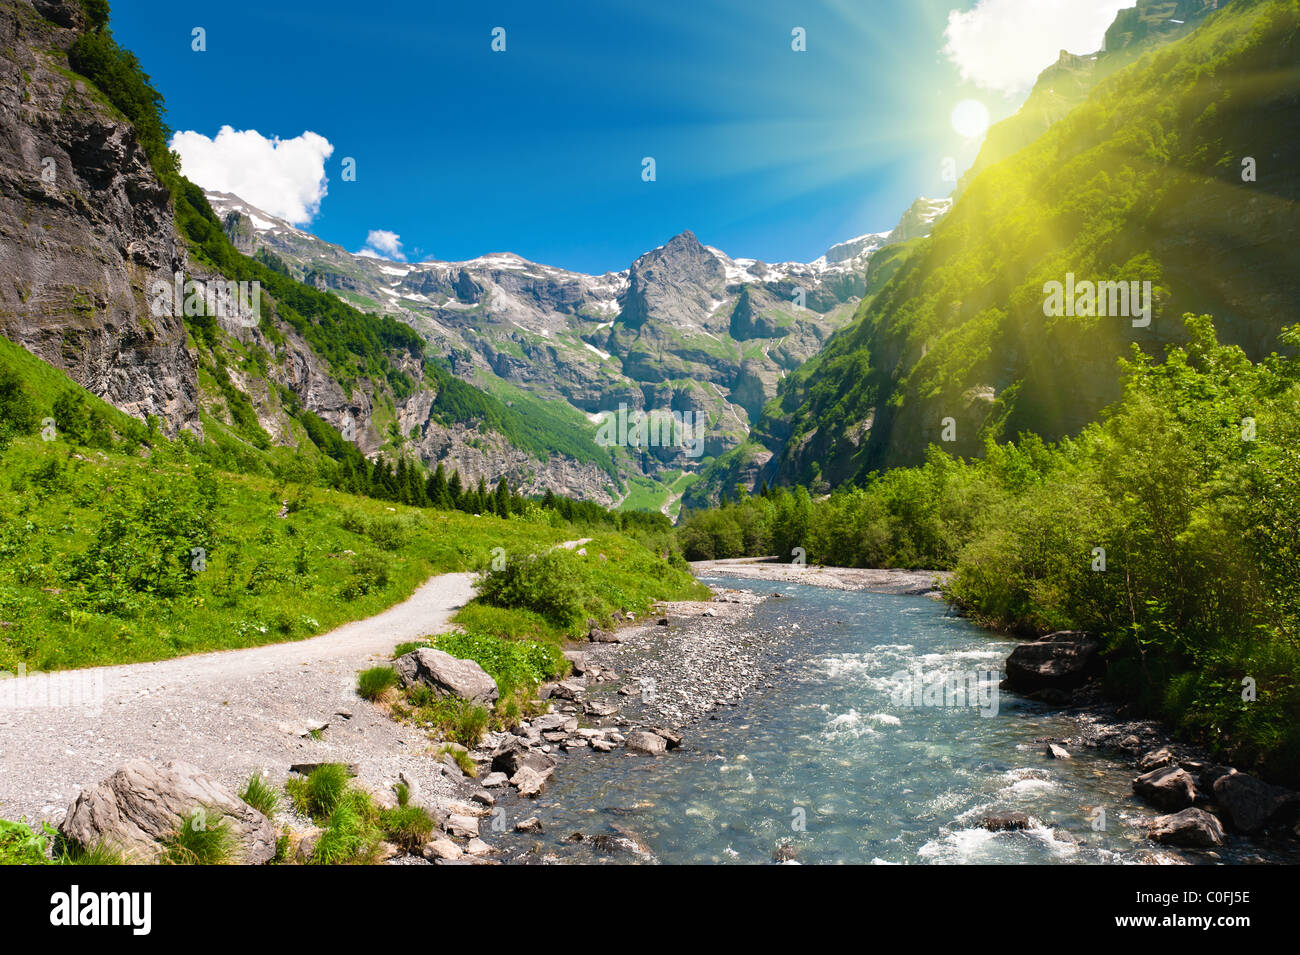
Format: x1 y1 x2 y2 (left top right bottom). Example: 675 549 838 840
469 561 1300 864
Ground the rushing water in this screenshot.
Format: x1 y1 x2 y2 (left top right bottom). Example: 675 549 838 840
500 577 1294 865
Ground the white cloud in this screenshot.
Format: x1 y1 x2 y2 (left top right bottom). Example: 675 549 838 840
943 0 1131 96
170 126 333 225
357 230 406 261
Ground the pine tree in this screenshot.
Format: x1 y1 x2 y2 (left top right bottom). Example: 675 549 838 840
428 462 450 509
494 476 510 516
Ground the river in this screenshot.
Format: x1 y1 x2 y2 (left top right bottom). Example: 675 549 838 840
496 576 1297 864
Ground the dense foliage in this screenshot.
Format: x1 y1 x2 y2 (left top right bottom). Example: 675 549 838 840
726 0 1300 491
681 316 1300 783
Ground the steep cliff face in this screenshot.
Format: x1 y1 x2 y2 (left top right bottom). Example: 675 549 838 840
0 0 196 434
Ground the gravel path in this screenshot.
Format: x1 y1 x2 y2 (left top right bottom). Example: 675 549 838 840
0 571 480 827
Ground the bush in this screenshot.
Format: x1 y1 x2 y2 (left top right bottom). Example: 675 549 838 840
239 773 280 817
285 763 351 820
476 549 586 627
378 805 434 853
0 818 51 865
161 810 234 865
311 790 380 865
357 665 399 701
433 630 565 699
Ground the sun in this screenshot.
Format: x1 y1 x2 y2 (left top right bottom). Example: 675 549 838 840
951 99 991 139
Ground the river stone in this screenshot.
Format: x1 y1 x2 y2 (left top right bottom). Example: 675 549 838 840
395 648 498 705
1148 808 1225 848
625 731 668 756
60 760 276 864
444 814 480 839
1133 766 1198 811
1002 631 1103 692
511 766 552 798
491 740 557 777
1211 771 1300 834
422 836 462 861
563 650 588 675
651 727 683 749
1045 743 1071 759
551 680 586 701
1139 746 1174 771
979 811 1032 832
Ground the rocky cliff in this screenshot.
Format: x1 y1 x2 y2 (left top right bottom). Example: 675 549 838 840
0 0 622 503
0 0 195 433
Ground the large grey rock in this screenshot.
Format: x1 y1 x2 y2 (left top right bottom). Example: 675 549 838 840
491 739 557 777
1148 808 1225 848
1211 771 1300 834
510 766 553 798
1133 766 1198 811
395 648 498 705
1002 631 1104 692
60 760 276 864
625 731 668 756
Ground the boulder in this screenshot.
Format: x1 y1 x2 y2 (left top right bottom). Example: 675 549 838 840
491 740 558 778
1044 743 1071 759
1133 766 1198 811
1002 631 1103 692
292 826 322 864
444 814 480 839
1139 746 1174 772
979 812 1032 832
422 836 463 861
625 731 668 756
1148 808 1225 848
588 628 620 643
1211 771 1300 834
550 680 586 701
562 650 588 675
394 648 498 705
481 772 509 788
60 760 277 864
511 766 553 798
515 816 543 833
651 727 684 749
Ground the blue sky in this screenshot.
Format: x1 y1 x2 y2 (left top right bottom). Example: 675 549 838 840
110 0 1128 273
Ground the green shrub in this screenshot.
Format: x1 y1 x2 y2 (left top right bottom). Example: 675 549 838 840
239 773 280 817
433 630 566 699
476 549 586 627
378 805 434 853
311 790 380 865
161 810 234 865
0 818 51 865
357 665 400 701
285 763 351 820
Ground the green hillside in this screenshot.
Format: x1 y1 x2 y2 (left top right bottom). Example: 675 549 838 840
754 0 1300 488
